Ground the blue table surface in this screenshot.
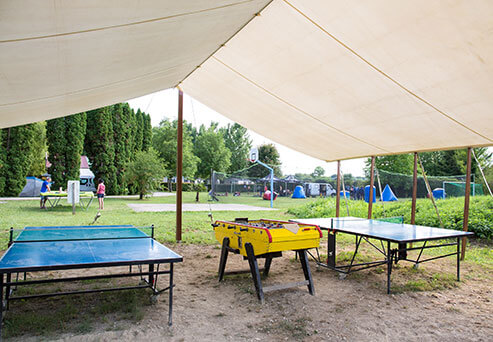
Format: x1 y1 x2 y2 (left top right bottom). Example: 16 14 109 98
17 225 148 242
292 217 474 242
0 238 182 271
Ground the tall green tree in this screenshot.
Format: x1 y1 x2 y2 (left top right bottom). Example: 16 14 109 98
152 119 199 179
134 109 144 152
220 123 252 172
247 144 282 178
365 154 413 176
312 166 325 178
0 129 6 194
47 113 86 188
85 107 117 194
0 124 37 196
124 149 166 199
27 122 48 177
194 124 231 179
142 113 152 151
112 104 132 194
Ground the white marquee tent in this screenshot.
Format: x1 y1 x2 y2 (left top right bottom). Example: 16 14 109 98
1 0 492 162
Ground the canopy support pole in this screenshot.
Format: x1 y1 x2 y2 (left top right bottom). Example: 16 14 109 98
461 147 472 260
417 154 443 228
411 152 418 225
176 90 183 242
368 156 375 219
341 169 350 216
336 161 341 217
410 152 418 248
375 168 385 215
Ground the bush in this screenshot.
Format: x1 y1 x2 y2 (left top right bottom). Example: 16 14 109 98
287 196 493 239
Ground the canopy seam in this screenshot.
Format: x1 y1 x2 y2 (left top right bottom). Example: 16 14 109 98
283 0 492 143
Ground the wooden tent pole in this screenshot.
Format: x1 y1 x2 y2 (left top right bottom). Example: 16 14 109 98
411 152 418 225
336 161 341 217
417 154 443 228
368 156 375 219
176 90 183 242
461 147 472 260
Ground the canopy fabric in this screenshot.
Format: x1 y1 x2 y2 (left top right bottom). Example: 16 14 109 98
0 0 271 128
182 0 493 161
1 0 492 162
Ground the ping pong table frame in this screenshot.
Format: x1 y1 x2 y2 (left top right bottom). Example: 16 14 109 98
0 226 180 330
308 226 472 294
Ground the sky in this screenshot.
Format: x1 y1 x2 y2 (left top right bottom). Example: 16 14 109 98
128 88 367 177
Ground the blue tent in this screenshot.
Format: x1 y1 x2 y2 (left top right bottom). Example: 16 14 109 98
381 184 398 201
432 188 445 199
340 190 350 198
292 185 306 199
364 185 376 203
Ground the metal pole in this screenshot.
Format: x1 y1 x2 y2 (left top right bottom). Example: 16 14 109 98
270 169 274 209
71 182 75 215
411 152 418 225
472 149 493 197
336 161 341 217
461 147 472 260
368 156 375 219
176 90 183 242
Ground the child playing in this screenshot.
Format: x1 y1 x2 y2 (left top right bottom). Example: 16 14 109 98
40 176 51 209
97 178 105 210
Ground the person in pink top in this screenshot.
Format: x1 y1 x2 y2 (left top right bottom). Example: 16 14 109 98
97 178 105 210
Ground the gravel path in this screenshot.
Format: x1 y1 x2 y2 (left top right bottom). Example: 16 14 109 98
128 203 277 212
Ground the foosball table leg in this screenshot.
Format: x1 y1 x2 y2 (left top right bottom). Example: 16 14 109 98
298 250 315 296
245 243 264 303
218 237 230 282
263 256 273 277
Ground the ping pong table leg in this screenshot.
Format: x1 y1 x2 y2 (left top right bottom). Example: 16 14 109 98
218 238 230 282
327 233 336 268
299 250 315 296
0 273 3 335
386 241 392 294
168 263 174 326
5 273 11 310
149 264 154 287
456 237 460 281
245 243 264 303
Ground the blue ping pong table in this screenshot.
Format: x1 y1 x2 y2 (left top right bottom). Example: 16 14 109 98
291 217 474 294
0 225 182 331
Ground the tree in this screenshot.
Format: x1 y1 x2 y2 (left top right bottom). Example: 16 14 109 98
365 154 413 176
124 149 166 199
194 124 231 179
247 144 282 178
220 123 252 172
27 122 48 177
312 166 325 178
85 107 117 195
142 113 152 151
0 129 5 194
47 113 86 188
152 119 199 179
134 109 144 152
0 124 37 196
112 103 132 194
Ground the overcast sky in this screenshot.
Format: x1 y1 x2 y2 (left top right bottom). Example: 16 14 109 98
128 88 367 177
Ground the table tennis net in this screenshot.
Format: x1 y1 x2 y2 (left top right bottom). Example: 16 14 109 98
10 225 154 243
331 216 404 224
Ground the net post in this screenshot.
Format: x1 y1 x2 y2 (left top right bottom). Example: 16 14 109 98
336 161 341 217
151 224 155 239
461 147 472 260
368 156 375 219
8 227 13 247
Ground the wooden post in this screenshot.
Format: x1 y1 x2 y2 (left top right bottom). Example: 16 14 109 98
461 147 472 260
411 152 418 225
176 90 183 242
368 156 375 219
336 161 341 217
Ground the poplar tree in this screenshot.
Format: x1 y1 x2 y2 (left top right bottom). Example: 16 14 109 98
112 103 132 194
0 129 6 194
85 107 117 195
1 124 37 196
46 118 66 188
134 109 144 152
142 113 152 151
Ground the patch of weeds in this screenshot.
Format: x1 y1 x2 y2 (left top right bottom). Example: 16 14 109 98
215 312 225 317
336 251 373 263
393 273 458 293
259 316 311 340
205 254 213 259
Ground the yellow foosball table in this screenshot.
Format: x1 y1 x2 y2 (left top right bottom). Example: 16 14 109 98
212 218 322 302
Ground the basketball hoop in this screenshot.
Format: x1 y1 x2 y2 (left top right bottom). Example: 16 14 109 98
249 147 259 163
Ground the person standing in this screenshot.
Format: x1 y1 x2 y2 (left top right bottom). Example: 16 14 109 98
97 178 105 210
40 176 51 209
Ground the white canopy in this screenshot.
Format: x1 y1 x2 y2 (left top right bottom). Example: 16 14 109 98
1 0 492 161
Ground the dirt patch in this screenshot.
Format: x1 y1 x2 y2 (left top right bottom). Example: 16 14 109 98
5 244 492 341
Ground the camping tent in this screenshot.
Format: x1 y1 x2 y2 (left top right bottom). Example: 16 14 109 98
364 185 376 203
432 188 445 199
381 184 398 202
19 177 44 197
292 185 306 199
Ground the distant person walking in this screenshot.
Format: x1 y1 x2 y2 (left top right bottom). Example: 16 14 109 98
97 179 105 210
40 176 51 209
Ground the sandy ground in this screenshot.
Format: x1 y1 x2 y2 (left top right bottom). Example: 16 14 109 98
9 243 492 342
128 203 277 212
